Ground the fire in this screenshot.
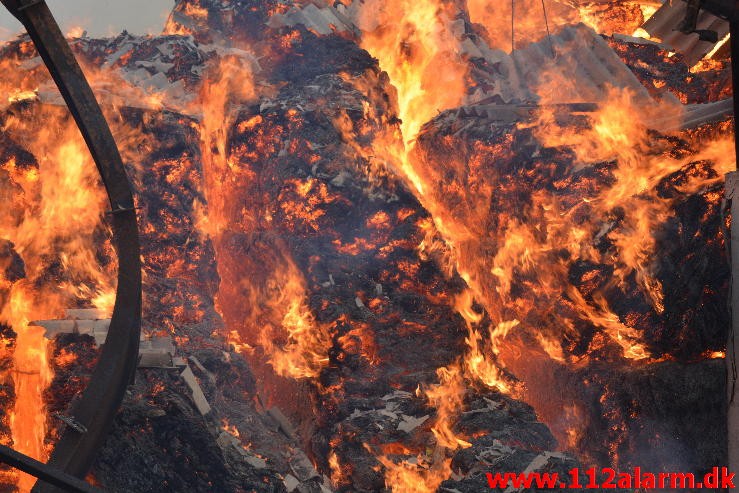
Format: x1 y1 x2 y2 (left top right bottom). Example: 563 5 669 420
163 1 209 35
358 0 467 147
328 451 342 486
535 332 566 362
7 90 37 105
0 103 113 491
65 26 85 39
455 291 519 393
467 0 660 50
221 419 240 438
195 56 331 380
0 53 46 114
259 258 331 379
53 348 78 368
567 288 651 360
378 454 452 493
424 365 471 449
5 288 50 492
351 4 505 487
195 55 257 238
348 0 735 478
533 87 727 322
354 0 515 394
0 0 732 489
226 330 254 354
467 0 578 50
184 3 208 20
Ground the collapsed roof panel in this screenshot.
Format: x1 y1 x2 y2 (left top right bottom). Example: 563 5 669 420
267 2 358 35
267 3 661 106
160 0 732 129
467 23 656 105
678 97 734 129
443 96 732 131
642 1 730 66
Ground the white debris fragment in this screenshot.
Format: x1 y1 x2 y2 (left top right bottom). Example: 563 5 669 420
321 274 337 288
188 355 216 384
268 407 298 440
245 455 268 469
397 414 429 433
330 171 352 187
33 310 213 415
283 474 300 492
503 452 570 493
289 448 321 481
267 3 355 35
180 366 212 415
382 390 413 400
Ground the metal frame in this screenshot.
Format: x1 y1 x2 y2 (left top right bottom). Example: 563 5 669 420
0 445 101 493
0 0 735 491
0 1 142 491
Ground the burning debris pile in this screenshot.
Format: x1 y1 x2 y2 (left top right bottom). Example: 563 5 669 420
0 0 735 491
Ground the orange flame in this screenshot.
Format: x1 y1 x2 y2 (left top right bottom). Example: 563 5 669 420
378 453 452 493
194 56 331 380
467 0 659 51
6 288 51 492
424 365 471 449
258 257 331 379
0 106 113 491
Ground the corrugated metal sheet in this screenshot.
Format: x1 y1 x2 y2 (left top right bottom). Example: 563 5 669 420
267 2 358 35
268 5 686 110
642 1 729 66
446 97 732 132
268 3 655 105
464 23 655 105
679 97 733 128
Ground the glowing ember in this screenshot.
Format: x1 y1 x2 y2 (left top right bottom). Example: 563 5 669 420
0 0 733 490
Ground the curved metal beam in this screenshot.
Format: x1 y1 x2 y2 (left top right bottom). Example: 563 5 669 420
0 444 102 493
0 1 142 490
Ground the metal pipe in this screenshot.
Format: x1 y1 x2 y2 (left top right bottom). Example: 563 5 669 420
0 445 102 493
732 20 739 164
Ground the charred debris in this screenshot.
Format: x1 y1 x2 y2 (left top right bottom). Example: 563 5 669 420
0 0 736 492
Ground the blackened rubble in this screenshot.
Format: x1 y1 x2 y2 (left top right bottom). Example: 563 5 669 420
415 80 730 476
0 0 733 492
606 36 733 104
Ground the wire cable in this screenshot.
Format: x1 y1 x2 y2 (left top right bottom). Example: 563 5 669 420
541 0 555 58
511 0 515 53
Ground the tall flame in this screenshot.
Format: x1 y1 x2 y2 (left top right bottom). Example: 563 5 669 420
351 0 736 482
5 289 50 492
195 56 331 380
354 1 493 490
0 106 112 491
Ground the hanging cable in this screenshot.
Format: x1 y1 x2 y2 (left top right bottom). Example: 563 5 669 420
511 0 515 53
541 0 555 58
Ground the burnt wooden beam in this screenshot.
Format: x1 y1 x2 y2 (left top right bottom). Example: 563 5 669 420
0 1 142 491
